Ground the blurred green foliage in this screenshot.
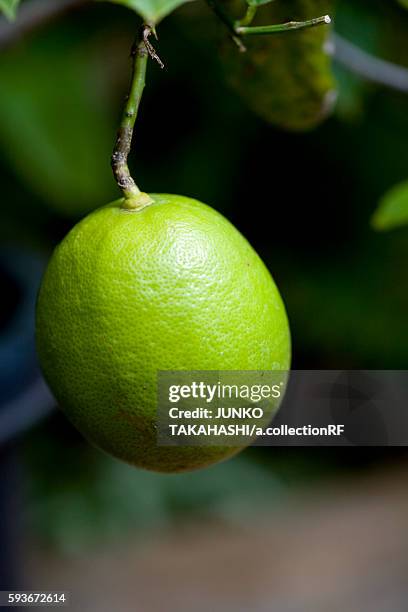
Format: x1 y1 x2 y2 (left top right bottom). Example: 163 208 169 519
372 180 408 231
23 419 286 553
23 414 345 553
0 23 121 216
0 0 19 20
247 0 276 6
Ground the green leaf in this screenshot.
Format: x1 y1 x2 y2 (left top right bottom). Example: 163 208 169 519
0 27 120 217
103 0 194 23
372 181 408 231
398 0 408 9
0 0 20 20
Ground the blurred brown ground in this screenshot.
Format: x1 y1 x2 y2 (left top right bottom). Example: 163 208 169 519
24 463 408 612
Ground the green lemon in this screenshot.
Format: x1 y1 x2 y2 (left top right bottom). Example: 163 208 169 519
36 195 290 473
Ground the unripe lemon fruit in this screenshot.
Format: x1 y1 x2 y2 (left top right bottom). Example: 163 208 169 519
36 195 290 472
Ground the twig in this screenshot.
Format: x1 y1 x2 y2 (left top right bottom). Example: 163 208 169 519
111 24 157 210
205 0 246 51
206 0 330 48
333 33 408 94
235 4 257 28
237 15 331 36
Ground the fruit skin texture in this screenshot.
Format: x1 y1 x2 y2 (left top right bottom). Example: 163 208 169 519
36 195 290 473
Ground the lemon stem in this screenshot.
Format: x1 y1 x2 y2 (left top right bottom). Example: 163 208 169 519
111 24 162 211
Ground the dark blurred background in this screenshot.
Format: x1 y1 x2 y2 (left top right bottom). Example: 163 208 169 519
0 0 407 609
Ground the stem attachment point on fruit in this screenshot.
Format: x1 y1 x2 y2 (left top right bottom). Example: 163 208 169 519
121 192 154 212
